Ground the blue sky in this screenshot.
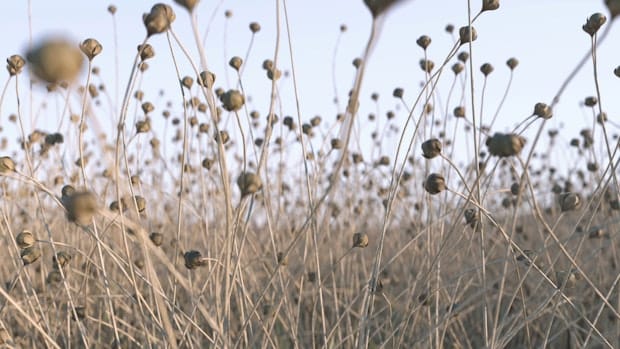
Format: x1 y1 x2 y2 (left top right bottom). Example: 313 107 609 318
0 0 619 171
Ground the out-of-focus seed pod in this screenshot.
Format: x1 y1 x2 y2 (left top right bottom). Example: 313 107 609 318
26 38 84 83
173 0 199 12
220 90 245 111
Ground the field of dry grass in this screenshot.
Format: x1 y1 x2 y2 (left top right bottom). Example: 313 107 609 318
1 0 620 348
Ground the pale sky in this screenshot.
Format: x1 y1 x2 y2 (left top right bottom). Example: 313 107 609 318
0 0 618 173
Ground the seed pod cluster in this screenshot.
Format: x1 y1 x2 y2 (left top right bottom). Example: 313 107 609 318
486 133 526 157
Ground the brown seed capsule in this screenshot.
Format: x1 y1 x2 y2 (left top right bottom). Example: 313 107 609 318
0 156 15 173
80 38 103 61
215 130 229 144
421 138 442 159
249 22 261 33
452 62 464 75
583 13 606 36
480 63 494 76
352 232 369 248
486 133 526 157
424 173 446 194
53 251 72 270
64 191 98 225
173 0 199 12
143 3 176 36
136 119 151 133
277 251 288 265
72 306 87 320
453 106 465 118
597 112 608 124
419 59 434 73
416 35 431 49
229 56 243 71
533 102 552 119
237 172 262 197
559 192 581 212
149 232 164 246
184 250 207 269
377 156 390 166
516 249 535 266
352 58 362 69
6 55 26 75
16 230 36 249
138 44 155 61
506 57 519 70
459 26 477 44
584 96 597 107
464 208 480 228
606 0 620 18
615 66 620 78
588 226 607 239
393 87 404 98
267 68 282 80
482 0 499 11
331 138 343 149
26 38 84 83
21 247 41 265
220 90 245 111
108 5 117 14
181 76 193 89
197 70 216 88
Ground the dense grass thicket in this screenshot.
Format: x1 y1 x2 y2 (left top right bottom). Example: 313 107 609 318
1 0 620 348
